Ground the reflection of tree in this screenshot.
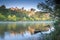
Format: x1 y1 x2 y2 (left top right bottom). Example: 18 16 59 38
7 23 16 31
0 23 52 38
0 23 7 38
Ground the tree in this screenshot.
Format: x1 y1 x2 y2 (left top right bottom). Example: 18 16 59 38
30 8 35 11
8 15 12 21
12 15 16 21
37 0 60 40
37 0 60 20
0 13 6 21
0 5 6 9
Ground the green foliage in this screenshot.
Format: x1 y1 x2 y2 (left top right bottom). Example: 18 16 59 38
0 13 6 21
37 0 60 40
12 15 16 21
7 15 16 21
7 15 12 20
0 5 52 21
23 17 27 21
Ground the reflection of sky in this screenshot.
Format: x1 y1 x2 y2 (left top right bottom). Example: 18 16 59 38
0 0 45 11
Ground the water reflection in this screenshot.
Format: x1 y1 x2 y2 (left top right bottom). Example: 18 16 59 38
0 23 52 40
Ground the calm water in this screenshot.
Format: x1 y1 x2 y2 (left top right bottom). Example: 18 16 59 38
0 21 54 40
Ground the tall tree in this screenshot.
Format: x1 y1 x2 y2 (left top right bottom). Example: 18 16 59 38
0 5 6 9
37 0 60 40
37 0 60 20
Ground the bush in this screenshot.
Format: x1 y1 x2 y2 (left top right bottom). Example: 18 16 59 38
0 13 6 21
7 15 16 21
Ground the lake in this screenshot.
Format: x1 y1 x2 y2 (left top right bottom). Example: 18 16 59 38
0 21 55 40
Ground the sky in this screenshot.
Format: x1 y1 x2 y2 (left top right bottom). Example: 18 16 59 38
0 0 45 11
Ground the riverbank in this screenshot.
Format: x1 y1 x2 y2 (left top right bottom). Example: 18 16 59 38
0 21 55 23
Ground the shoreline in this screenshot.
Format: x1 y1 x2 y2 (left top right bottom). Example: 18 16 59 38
0 21 55 23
